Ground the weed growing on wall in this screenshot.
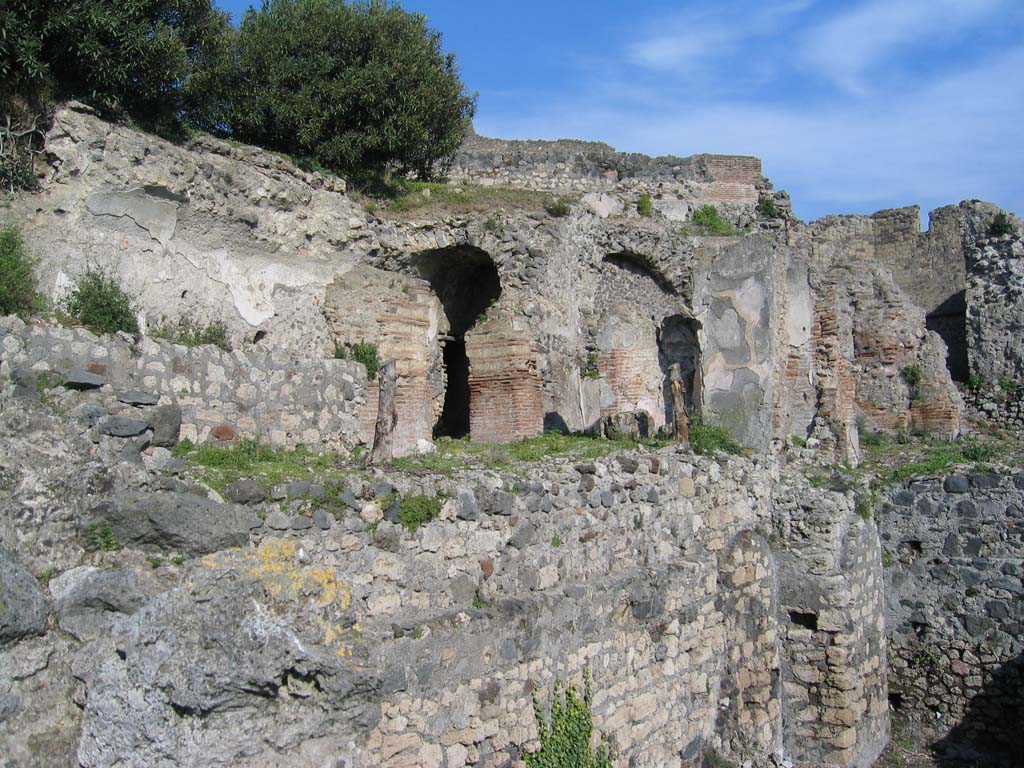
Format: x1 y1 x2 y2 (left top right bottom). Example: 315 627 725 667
334 340 380 380
63 267 139 336
899 365 922 402
525 670 613 768
150 317 231 351
989 211 1013 237
688 205 736 236
757 195 781 219
0 225 36 318
636 193 653 217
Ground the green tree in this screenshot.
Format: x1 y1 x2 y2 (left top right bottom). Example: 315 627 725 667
228 0 476 181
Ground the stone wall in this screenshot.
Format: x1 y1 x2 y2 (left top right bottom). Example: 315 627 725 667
0 317 366 451
963 208 1024 383
772 482 889 768
879 471 1024 767
880 473 1024 765
450 130 766 206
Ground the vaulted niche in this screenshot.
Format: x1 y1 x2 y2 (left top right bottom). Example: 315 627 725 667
413 245 502 439
658 314 701 424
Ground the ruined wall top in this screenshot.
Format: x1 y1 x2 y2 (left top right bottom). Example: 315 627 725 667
450 128 767 202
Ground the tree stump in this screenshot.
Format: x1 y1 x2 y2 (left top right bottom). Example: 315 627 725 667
368 360 397 465
669 363 690 447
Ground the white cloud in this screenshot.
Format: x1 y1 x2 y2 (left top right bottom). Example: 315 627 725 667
800 0 1006 93
625 0 814 73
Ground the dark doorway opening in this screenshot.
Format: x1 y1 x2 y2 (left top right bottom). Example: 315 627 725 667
435 339 471 438
413 245 501 439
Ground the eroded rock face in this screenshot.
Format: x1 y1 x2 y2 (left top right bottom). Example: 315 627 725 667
77 543 380 768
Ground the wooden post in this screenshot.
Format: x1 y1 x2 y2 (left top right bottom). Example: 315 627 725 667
368 360 397 466
669 363 690 447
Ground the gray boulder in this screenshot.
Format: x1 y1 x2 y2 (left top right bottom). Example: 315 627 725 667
224 478 266 505
98 416 149 438
148 405 182 448
82 492 259 555
0 546 49 646
602 410 652 440
50 566 146 641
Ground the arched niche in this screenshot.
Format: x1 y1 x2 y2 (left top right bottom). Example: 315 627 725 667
412 245 501 438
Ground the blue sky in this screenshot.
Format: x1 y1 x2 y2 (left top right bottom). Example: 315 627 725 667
215 1 1024 223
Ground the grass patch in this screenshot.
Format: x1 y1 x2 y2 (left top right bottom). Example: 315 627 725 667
172 437 356 492
150 317 231 351
690 418 745 456
392 432 671 474
0 225 37 319
84 524 121 552
397 494 440 533
882 439 1003 485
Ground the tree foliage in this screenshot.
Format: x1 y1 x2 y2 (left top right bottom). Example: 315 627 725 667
1 0 233 134
228 0 476 181
1 0 475 185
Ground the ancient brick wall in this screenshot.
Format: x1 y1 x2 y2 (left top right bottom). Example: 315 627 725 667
324 267 444 456
466 316 544 444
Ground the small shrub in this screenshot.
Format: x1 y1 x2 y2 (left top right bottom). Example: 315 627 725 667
989 211 1013 237
550 535 563 548
63 267 139 336
790 434 807 448
636 193 654 217
544 197 572 217
525 670 613 768
84 524 121 552
38 566 57 588
689 205 736 236
0 226 36 318
151 317 231 351
398 495 440 533
757 195 780 219
482 216 502 234
334 340 380 380
881 549 895 568
690 417 744 456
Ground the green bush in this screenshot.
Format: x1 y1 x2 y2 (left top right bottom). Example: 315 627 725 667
525 671 613 768
989 211 1013 237
0 226 36 318
636 193 653 217
689 205 736 236
151 317 231 351
757 195 780 219
228 0 475 182
397 495 440 534
334 340 381 380
63 266 139 336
